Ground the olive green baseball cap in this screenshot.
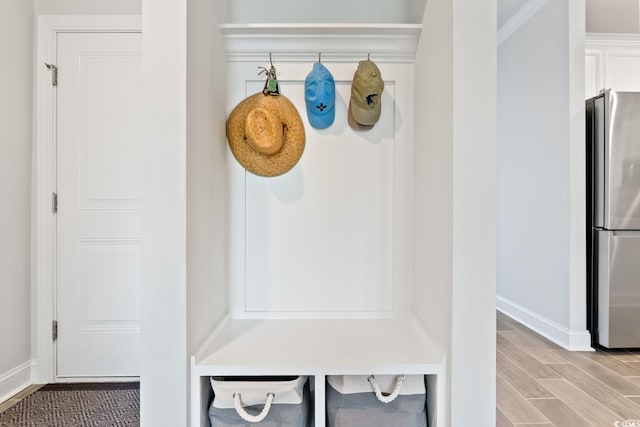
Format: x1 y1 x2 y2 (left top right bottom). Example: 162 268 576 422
349 59 384 127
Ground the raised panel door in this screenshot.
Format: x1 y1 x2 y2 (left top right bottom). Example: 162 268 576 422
56 31 142 377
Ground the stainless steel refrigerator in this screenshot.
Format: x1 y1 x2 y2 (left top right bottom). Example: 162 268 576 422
587 90 640 349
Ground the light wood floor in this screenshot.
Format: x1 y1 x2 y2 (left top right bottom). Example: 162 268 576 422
497 311 640 426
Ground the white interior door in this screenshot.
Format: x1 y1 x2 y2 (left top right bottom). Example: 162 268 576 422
56 31 142 378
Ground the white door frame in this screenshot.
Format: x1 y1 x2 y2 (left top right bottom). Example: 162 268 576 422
34 14 141 383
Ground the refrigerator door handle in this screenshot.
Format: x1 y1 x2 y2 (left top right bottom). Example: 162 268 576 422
593 94 606 229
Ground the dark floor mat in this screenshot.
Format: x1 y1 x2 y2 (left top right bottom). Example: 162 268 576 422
0 383 139 427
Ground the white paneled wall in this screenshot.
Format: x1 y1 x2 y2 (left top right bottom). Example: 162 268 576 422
586 35 640 97
226 62 413 320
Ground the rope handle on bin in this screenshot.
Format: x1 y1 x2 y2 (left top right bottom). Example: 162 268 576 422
367 375 405 403
233 392 275 423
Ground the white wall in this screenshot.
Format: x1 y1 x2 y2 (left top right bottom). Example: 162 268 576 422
498 0 570 332
413 0 453 355
0 0 34 400
450 0 497 424
227 0 423 23
34 0 140 15
414 0 496 425
586 0 639 33
140 0 187 425
186 0 228 356
498 0 590 349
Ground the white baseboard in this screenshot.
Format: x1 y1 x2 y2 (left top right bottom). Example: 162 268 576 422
0 359 34 404
497 295 592 351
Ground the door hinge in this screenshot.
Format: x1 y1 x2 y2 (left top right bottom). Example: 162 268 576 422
52 320 58 341
44 63 58 86
52 192 58 213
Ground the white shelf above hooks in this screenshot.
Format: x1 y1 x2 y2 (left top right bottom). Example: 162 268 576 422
220 23 422 63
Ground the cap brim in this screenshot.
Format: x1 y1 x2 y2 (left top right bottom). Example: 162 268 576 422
348 100 376 130
350 102 381 126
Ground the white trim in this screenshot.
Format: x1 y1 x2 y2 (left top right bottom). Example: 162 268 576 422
586 32 640 47
498 0 551 45
497 296 593 351
585 49 604 97
0 360 34 404
568 0 587 353
34 15 142 384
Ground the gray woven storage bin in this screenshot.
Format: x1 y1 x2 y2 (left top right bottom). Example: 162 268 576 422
209 376 311 427
326 375 427 427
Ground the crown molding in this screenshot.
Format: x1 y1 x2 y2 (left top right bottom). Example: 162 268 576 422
220 24 422 62
585 32 640 48
497 0 551 46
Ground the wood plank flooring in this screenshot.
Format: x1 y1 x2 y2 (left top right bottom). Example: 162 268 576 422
497 311 640 426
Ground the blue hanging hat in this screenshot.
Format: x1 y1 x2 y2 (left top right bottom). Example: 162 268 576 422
305 62 336 129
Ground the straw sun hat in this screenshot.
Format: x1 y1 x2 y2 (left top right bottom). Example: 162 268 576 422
226 92 306 177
